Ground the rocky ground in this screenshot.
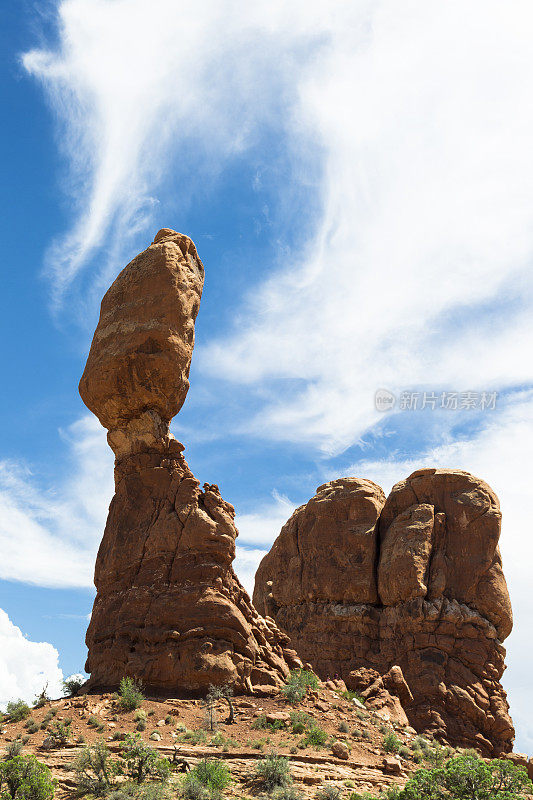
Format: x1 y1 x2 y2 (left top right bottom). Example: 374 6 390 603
0 683 444 798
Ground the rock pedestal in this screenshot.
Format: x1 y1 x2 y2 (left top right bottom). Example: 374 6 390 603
81 230 300 693
254 469 514 754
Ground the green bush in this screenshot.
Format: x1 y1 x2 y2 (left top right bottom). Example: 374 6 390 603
252 714 285 732
118 677 145 711
341 690 365 705
6 701 31 723
0 755 55 799
63 674 85 697
74 740 120 796
289 711 311 734
180 776 212 800
3 741 23 760
271 787 304 800
120 734 170 784
192 759 231 792
392 753 532 799
107 784 169 800
316 784 343 800
33 686 50 709
338 721 350 734
48 719 72 745
281 670 320 705
383 732 400 754
254 753 291 790
303 725 328 747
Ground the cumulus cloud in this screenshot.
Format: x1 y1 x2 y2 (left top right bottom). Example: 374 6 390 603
0 609 64 709
0 415 112 588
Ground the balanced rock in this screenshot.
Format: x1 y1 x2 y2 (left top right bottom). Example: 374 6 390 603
81 230 300 693
253 468 514 754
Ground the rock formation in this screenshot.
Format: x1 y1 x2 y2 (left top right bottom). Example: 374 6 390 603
254 469 514 754
80 229 300 693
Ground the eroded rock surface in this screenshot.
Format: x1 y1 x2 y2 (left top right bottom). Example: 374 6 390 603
253 468 514 754
82 230 300 693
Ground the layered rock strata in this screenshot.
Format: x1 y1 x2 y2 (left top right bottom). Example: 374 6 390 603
81 229 300 693
254 469 514 754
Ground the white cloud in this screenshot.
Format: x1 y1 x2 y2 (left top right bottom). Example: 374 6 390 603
339 390 533 755
0 415 112 588
200 1 533 452
0 609 64 709
234 547 268 598
235 490 296 548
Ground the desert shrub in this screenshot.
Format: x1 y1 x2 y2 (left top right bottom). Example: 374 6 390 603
351 728 361 739
192 759 231 792
303 725 328 747
411 736 431 754
281 670 320 705
361 730 371 741
120 734 170 784
63 674 85 697
26 721 39 735
48 719 72 745
6 701 31 723
392 752 532 799
134 710 147 722
398 745 410 759
118 677 144 711
254 753 291 790
289 711 311 735
383 732 400 754
181 776 212 800
180 729 207 745
252 715 285 732
316 784 343 800
271 786 304 800
0 754 55 799
340 690 365 705
338 721 350 734
74 740 120 796
34 685 50 709
3 741 23 760
136 720 147 732
108 785 169 800
209 732 226 747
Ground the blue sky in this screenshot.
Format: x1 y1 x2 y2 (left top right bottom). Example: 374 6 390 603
1 0 533 752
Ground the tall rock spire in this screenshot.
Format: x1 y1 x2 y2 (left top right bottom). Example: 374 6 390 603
80 229 300 693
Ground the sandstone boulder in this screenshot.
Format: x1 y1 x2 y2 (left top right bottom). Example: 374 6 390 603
82 230 301 693
255 478 385 614
253 469 514 754
346 666 412 726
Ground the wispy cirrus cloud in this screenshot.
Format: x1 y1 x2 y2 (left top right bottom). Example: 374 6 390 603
0 415 111 588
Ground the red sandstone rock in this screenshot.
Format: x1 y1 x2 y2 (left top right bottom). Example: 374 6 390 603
255 478 385 614
253 469 514 755
331 740 350 760
81 230 300 694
